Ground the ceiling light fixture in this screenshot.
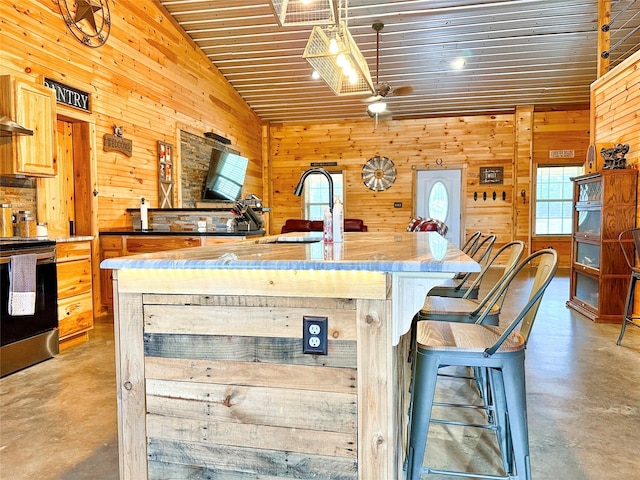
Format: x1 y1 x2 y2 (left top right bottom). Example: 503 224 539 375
451 57 466 70
367 100 387 114
269 0 336 26
303 21 374 96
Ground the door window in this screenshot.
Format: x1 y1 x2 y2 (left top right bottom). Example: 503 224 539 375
428 181 449 223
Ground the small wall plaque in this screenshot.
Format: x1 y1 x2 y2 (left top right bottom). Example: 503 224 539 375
479 167 504 185
104 125 132 157
311 161 338 167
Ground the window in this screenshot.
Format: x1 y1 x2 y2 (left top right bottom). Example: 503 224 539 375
303 171 344 220
535 165 584 235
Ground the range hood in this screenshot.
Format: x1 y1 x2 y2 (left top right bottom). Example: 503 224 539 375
0 116 33 136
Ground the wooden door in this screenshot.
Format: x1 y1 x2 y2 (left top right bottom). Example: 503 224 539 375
416 169 463 247
37 120 75 237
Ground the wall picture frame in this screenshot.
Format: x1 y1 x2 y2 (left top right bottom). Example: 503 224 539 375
158 141 175 208
479 166 504 185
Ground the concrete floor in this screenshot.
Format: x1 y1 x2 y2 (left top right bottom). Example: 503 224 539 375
0 269 639 479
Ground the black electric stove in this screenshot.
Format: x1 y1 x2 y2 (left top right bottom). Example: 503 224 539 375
0 237 58 377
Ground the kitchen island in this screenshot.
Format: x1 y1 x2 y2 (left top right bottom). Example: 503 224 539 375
101 232 479 480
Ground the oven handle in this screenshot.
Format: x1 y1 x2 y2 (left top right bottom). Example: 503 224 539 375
0 251 56 265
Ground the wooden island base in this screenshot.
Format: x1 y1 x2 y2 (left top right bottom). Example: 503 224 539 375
106 233 477 479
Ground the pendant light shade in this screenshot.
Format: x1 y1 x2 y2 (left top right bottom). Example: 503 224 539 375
303 22 374 96
269 0 336 26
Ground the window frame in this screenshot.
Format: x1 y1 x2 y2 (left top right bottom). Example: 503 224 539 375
533 163 584 237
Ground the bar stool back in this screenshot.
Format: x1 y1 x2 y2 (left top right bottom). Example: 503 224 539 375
617 228 640 345
431 235 496 297
419 240 524 326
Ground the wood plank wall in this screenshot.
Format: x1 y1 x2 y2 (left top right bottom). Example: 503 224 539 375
591 50 640 312
591 50 640 181
267 110 589 266
0 0 263 229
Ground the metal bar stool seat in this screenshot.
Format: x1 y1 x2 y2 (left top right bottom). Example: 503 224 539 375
617 228 640 345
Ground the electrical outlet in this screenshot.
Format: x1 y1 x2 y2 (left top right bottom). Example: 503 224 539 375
303 316 328 355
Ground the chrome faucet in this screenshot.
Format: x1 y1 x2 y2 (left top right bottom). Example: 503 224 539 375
294 167 334 212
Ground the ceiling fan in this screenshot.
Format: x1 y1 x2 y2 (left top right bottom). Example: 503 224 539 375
365 21 414 120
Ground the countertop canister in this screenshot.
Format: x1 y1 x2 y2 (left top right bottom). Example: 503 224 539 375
16 210 36 238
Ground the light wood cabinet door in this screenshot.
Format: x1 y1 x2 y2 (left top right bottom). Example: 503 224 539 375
56 241 93 343
0 76 57 177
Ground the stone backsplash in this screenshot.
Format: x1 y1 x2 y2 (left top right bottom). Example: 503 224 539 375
129 208 236 232
0 176 37 219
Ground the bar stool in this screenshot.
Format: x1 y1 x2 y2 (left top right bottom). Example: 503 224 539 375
406 249 558 480
617 228 640 345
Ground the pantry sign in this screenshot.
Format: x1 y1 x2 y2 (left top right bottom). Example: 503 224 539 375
44 78 91 113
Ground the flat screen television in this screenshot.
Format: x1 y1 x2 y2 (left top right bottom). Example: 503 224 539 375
201 147 249 201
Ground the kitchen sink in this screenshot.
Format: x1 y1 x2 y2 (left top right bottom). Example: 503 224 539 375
261 235 323 244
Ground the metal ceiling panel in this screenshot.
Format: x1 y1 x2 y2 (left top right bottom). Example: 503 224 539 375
159 0 640 122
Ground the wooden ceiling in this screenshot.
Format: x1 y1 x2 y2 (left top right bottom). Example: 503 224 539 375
158 0 640 123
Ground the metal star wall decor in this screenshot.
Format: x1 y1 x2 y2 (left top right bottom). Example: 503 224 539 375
56 0 111 48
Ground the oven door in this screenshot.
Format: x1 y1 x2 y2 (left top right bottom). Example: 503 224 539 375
0 250 59 376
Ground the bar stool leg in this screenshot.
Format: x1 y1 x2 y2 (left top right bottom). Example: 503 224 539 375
488 368 512 474
500 355 531 480
617 273 637 346
406 353 440 480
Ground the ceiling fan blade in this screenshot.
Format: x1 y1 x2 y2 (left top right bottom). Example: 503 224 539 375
390 85 414 96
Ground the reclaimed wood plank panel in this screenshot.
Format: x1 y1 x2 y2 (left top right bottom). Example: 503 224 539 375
119 268 389 300
143 304 357 340
146 414 356 458
143 293 356 309
147 460 306 479
112 289 148 480
145 379 356 433
145 357 357 394
357 298 392 479
144 333 357 368
147 439 357 479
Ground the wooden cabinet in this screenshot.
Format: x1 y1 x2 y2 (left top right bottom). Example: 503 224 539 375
567 170 637 323
99 234 250 308
0 76 57 176
57 241 93 349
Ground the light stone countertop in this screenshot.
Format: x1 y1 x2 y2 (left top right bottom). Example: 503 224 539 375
54 236 94 243
100 231 479 274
